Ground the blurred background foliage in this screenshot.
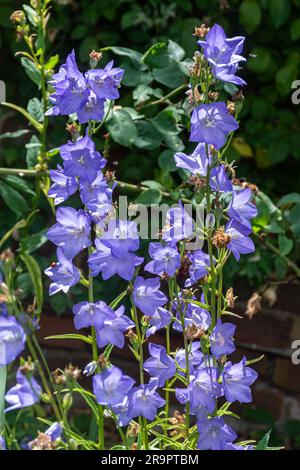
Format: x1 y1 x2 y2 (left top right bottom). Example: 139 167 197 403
1 0 300 298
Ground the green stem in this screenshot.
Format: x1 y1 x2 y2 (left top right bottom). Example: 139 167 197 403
136 83 187 110
205 159 217 326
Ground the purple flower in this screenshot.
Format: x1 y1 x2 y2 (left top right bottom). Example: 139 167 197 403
48 165 78 205
146 307 172 338
88 239 143 281
47 207 91 259
5 370 42 413
210 165 233 192
132 276 168 316
145 242 180 277
72 300 109 330
86 61 124 100
162 202 194 243
127 380 165 421
227 188 257 229
100 219 140 258
224 219 255 261
93 366 135 407
173 301 211 333
45 422 63 441
190 103 239 150
111 397 131 427
0 316 26 366
60 133 106 182
198 24 246 86
77 91 105 124
174 143 210 176
210 319 236 358
79 171 112 209
144 343 176 386
175 341 204 375
197 417 237 450
185 249 210 287
83 361 97 377
46 50 89 116
95 306 134 349
45 248 80 295
222 357 258 403
0 436 5 450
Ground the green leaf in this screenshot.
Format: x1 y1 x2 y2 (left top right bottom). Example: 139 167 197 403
109 46 145 69
168 40 185 62
255 430 271 450
278 193 300 206
153 63 185 88
44 54 59 71
0 219 26 249
278 234 293 255
27 97 44 123
136 189 162 205
0 129 31 140
151 109 180 136
120 61 141 87
142 42 170 68
287 203 300 238
20 57 41 88
158 149 177 172
45 334 92 345
0 182 29 215
269 0 290 28
290 19 300 41
20 253 43 315
21 229 48 254
4 175 35 196
276 55 300 95
26 135 41 168
142 180 164 191
247 48 271 74
23 4 39 25
106 109 137 147
239 0 262 33
134 120 162 149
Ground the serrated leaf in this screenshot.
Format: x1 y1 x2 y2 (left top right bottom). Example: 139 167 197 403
26 135 41 168
20 253 43 315
21 229 48 254
0 129 31 140
23 4 39 25
4 175 35 196
136 188 162 205
27 97 44 123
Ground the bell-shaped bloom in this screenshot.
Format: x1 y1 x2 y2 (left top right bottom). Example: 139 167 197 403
144 343 176 386
100 219 140 258
222 357 258 403
146 307 172 338
77 90 105 124
47 207 91 259
93 366 135 407
111 397 131 427
79 171 113 210
225 219 255 261
46 50 89 116
210 319 236 358
44 422 63 442
132 276 168 316
95 306 134 349
173 301 211 333
175 341 204 375
88 239 143 281
5 370 42 413
60 133 106 182
48 165 78 205
174 143 210 176
145 242 180 277
185 249 210 287
45 248 80 295
227 188 257 229
0 316 26 366
85 61 124 100
198 23 246 86
162 202 194 243
72 300 110 330
210 165 233 192
197 417 237 450
190 103 239 150
127 380 165 421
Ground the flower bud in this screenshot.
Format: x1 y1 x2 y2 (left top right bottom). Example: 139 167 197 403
10 11 26 24
89 50 102 68
205 213 215 230
62 392 73 411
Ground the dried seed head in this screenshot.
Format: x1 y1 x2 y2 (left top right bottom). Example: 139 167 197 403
245 292 262 320
89 50 102 68
208 91 219 101
189 175 206 190
232 178 259 193
227 100 235 115
0 248 14 263
131 443 138 450
212 228 231 248
10 10 26 24
97 354 108 369
29 432 56 451
52 369 65 385
64 363 82 381
225 287 237 309
193 24 210 38
127 422 140 437
178 253 191 279
184 323 205 341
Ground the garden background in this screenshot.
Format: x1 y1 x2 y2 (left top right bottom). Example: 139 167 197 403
0 0 300 449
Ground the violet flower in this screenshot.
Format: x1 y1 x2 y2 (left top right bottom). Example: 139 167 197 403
95 306 134 349
222 357 258 403
5 370 42 413
146 307 172 338
197 417 237 450
93 366 135 407
145 242 181 277
127 380 165 421
227 188 257 229
0 316 26 367
45 248 80 295
132 276 168 316
185 249 210 287
225 219 255 261
143 343 176 386
48 165 78 205
210 319 236 358
85 61 124 100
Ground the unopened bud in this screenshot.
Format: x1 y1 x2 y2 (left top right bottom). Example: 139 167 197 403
89 50 102 68
10 11 26 24
62 393 73 411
